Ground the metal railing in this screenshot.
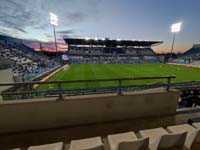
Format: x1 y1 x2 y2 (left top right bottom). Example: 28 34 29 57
0 76 176 100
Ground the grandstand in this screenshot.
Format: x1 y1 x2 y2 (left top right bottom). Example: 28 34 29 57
1 0 200 148
64 38 162 64
172 44 200 66
0 35 60 81
183 44 200 57
1 37 200 150
183 44 200 66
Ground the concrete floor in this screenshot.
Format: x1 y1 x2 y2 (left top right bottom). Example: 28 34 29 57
1 109 200 150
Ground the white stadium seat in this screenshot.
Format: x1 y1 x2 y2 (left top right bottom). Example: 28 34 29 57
70 137 104 150
28 142 63 150
139 127 187 150
107 131 149 150
192 122 200 129
167 124 200 149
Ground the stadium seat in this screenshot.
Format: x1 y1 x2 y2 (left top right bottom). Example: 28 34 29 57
192 122 200 129
0 37 60 81
107 131 149 150
68 43 159 64
139 127 187 150
27 142 63 150
191 123 200 148
167 124 200 149
69 137 104 150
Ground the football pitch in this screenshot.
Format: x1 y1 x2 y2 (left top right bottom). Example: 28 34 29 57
40 63 200 89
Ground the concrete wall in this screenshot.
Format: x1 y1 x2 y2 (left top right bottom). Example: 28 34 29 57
0 68 13 100
0 68 13 89
0 88 179 134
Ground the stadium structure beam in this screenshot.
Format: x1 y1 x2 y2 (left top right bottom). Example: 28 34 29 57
170 33 176 58
64 38 163 47
53 25 58 56
170 22 182 59
50 12 58 56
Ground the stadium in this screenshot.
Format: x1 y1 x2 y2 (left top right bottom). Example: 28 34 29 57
1 1 200 150
1 33 200 149
45 38 200 87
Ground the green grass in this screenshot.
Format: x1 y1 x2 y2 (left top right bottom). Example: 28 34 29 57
39 63 200 89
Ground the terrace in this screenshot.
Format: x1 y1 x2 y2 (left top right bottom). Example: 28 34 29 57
0 68 200 149
0 86 200 149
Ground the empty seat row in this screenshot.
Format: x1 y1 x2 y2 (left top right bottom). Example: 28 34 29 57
12 122 200 150
11 142 63 150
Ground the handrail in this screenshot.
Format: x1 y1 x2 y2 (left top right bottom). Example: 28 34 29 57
0 76 176 86
0 75 176 100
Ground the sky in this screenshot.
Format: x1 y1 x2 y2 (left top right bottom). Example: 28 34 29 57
0 0 200 53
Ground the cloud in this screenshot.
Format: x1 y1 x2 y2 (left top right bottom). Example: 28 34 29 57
0 32 8 36
57 29 75 35
64 11 88 24
14 27 27 33
0 0 43 34
24 40 68 52
56 29 78 39
0 0 101 46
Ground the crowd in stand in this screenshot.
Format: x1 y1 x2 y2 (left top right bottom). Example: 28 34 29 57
172 54 200 66
0 40 60 81
172 44 200 66
68 46 159 64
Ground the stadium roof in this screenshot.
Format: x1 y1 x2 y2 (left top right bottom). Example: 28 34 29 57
64 38 163 47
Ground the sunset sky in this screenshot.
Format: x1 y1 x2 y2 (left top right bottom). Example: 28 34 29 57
0 0 200 53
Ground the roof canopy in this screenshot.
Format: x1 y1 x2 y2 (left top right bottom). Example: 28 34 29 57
64 38 163 47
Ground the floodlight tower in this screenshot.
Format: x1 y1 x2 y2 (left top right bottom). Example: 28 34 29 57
170 22 182 59
50 12 58 56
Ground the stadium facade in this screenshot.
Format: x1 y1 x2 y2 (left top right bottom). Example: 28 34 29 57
64 38 163 64
0 35 60 82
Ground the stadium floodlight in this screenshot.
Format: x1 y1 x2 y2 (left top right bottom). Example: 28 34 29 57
101 38 105 41
85 37 89 41
50 12 58 26
171 22 182 33
170 22 183 60
117 38 121 41
49 12 58 57
94 37 98 41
